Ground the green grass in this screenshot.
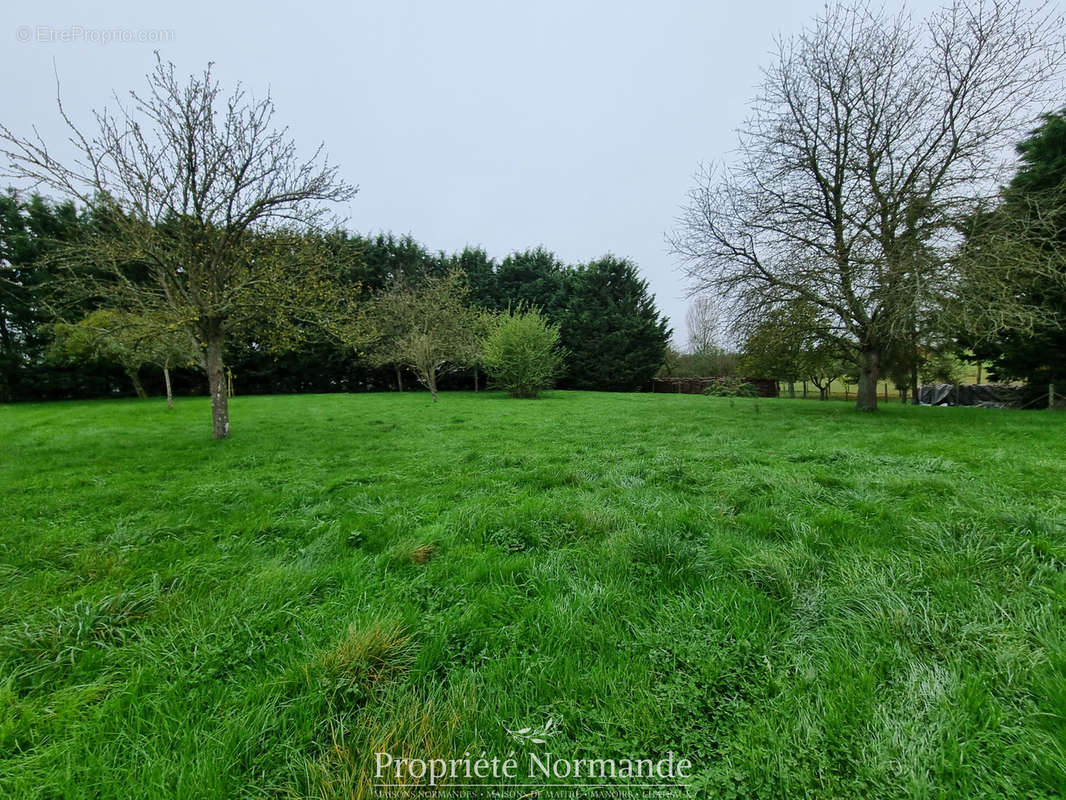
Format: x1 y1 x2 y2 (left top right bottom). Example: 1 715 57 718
1 391 1065 799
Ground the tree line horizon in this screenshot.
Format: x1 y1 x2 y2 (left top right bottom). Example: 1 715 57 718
3 0 1066 438
0 198 672 402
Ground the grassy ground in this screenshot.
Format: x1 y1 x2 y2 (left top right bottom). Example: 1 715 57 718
1 391 1065 799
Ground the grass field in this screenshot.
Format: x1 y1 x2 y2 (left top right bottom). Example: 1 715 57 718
2 391 1065 799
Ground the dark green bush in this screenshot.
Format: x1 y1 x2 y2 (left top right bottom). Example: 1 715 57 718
702 377 758 397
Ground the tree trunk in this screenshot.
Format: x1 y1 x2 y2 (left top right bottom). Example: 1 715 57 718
126 367 148 399
856 347 880 411
0 313 13 403
395 364 404 392
787 381 796 398
205 336 230 439
164 365 174 409
474 366 479 392
428 369 438 403
910 360 920 405
901 386 909 405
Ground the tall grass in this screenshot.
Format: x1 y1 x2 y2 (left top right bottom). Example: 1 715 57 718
1 392 1064 798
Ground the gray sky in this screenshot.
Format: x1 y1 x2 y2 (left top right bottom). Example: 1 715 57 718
2 0 944 341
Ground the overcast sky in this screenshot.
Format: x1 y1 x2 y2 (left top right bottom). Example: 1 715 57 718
2 0 947 342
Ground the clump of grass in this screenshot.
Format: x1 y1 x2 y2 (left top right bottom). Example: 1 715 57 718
1 591 155 690
310 620 415 708
408 544 438 564
612 527 711 588
383 538 439 565
307 683 472 800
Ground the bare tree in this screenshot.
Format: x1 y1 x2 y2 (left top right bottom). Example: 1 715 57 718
0 56 356 437
685 295 724 356
671 1 1064 410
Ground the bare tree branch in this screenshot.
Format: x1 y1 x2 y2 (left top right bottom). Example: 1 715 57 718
670 0 1065 410
0 55 357 437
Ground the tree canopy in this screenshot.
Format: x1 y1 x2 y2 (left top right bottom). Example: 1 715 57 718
671 0 1064 410
559 256 671 392
1 57 356 437
964 109 1066 387
361 270 481 403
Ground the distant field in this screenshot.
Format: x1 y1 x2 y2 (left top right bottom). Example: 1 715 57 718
2 392 1064 798
786 360 1001 402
